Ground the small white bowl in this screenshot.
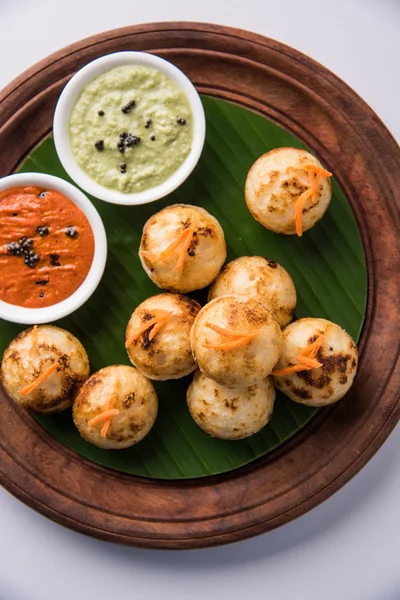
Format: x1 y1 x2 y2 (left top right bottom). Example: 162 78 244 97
53 51 206 206
0 173 107 325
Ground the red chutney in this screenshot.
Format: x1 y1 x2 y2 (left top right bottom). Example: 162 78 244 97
0 186 95 308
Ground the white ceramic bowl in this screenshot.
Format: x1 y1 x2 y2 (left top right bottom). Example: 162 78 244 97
0 173 107 324
53 51 206 206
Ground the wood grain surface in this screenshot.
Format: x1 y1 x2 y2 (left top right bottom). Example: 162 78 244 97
0 22 399 549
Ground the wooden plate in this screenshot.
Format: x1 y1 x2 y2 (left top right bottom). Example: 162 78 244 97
0 22 399 549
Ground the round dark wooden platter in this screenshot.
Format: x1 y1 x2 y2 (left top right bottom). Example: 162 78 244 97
0 22 399 549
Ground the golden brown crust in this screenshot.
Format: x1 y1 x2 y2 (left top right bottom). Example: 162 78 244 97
139 204 226 293
273 318 358 406
187 370 275 439
191 294 283 387
125 293 201 380
208 255 296 327
245 148 332 235
72 365 158 449
1 325 89 413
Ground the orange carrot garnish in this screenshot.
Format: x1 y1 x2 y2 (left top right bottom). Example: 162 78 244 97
88 409 119 428
127 310 172 346
205 323 263 340
101 419 111 438
148 313 172 341
299 334 326 358
205 334 260 350
272 334 326 377
140 227 195 271
174 228 194 271
127 318 158 345
294 188 313 237
157 231 190 261
305 165 332 179
20 362 60 396
204 323 264 350
93 398 117 439
296 356 323 368
272 364 318 377
294 166 332 236
140 233 186 264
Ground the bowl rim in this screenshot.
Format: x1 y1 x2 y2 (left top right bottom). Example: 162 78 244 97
0 172 107 324
53 51 206 206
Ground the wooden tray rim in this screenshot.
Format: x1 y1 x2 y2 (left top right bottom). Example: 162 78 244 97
0 21 399 549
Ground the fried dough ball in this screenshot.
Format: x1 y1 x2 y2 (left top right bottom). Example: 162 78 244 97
73 365 158 449
187 370 275 439
208 255 296 327
272 318 358 406
139 204 226 292
125 293 201 380
190 294 283 388
1 325 89 413
245 147 332 235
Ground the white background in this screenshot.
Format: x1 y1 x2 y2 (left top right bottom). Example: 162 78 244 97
0 1 399 599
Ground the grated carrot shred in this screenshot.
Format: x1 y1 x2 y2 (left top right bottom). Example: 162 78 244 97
100 420 111 438
204 322 264 350
91 398 117 439
299 334 325 358
205 322 264 340
294 166 332 236
127 310 172 346
157 230 190 261
294 189 313 237
140 227 195 271
88 409 119 428
272 334 325 377
305 165 332 179
272 364 317 377
148 314 171 341
127 317 158 345
296 356 323 368
205 334 259 350
174 229 194 271
20 362 60 396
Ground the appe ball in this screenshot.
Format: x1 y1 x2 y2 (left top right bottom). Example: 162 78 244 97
190 294 283 388
208 255 296 328
139 204 226 293
187 370 275 440
73 365 158 450
273 317 358 406
245 147 332 235
125 293 201 380
1 325 89 413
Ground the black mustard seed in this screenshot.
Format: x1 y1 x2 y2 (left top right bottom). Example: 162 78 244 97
121 100 136 114
50 254 61 267
65 226 78 238
37 226 49 236
125 134 141 147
